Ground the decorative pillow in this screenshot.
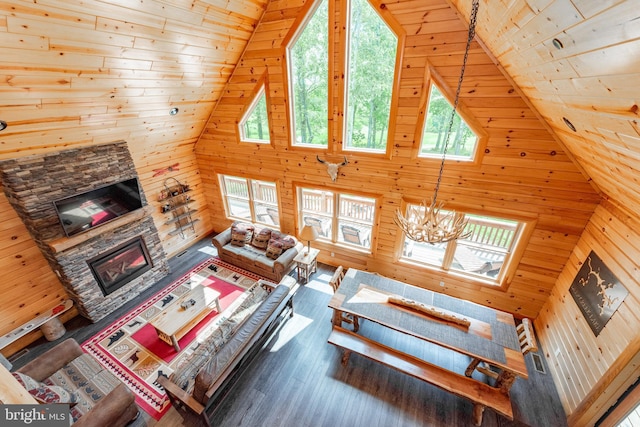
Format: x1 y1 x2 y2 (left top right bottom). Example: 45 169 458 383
265 239 284 259
270 231 296 251
251 228 272 249
230 222 254 247
12 372 76 405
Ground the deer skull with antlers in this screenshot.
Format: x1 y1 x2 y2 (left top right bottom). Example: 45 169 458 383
317 155 348 182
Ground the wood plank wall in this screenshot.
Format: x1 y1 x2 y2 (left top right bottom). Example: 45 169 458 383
195 0 601 319
536 199 640 426
0 0 268 355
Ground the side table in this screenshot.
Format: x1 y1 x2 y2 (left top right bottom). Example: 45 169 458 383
294 248 320 284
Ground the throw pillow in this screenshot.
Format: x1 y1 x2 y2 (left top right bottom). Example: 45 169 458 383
270 231 296 250
252 228 272 249
265 239 284 259
230 222 254 247
12 372 76 405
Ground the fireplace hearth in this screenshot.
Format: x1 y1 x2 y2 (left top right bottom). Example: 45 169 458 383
89 236 153 296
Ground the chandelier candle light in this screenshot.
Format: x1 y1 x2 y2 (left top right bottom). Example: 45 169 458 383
394 0 479 244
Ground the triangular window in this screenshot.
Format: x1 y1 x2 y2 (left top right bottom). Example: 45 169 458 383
239 86 270 143
420 84 478 159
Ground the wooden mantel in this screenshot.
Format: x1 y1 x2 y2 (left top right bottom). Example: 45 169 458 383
47 205 154 254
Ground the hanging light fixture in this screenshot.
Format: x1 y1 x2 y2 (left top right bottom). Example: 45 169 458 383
395 0 479 244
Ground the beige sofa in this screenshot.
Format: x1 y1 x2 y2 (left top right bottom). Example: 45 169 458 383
212 222 303 282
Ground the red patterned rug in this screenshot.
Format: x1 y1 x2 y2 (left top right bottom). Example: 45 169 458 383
81 257 263 420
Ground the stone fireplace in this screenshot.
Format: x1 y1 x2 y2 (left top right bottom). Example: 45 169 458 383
0 142 169 322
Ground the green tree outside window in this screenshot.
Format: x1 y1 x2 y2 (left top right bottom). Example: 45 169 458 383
421 85 477 158
289 0 329 146
345 0 397 152
241 89 270 142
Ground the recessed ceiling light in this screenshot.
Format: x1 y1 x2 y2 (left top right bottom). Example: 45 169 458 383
562 117 576 132
0 120 6 131
552 38 563 49
169 108 179 116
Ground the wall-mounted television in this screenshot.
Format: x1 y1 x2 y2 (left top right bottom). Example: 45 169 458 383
54 178 144 237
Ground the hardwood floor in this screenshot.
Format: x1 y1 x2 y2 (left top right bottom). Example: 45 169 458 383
10 236 568 427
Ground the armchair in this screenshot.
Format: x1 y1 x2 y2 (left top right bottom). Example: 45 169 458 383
16 338 139 427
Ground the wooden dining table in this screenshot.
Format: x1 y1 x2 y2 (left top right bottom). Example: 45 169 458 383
327 268 529 425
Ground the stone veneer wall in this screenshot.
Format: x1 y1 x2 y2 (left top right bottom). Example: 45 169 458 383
0 142 169 322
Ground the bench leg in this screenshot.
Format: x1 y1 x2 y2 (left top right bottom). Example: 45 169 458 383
495 371 517 393
465 357 481 377
472 403 485 426
341 349 351 366
351 315 360 333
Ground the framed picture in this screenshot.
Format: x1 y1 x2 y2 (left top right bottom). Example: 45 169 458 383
569 250 628 336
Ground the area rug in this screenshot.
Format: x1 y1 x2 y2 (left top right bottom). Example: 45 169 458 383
81 257 263 420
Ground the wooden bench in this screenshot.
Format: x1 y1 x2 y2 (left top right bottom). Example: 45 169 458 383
328 326 513 426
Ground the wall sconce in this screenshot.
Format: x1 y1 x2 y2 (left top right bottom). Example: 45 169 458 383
169 108 179 116
0 120 7 131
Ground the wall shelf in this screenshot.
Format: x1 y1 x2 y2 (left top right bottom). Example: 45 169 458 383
159 177 197 238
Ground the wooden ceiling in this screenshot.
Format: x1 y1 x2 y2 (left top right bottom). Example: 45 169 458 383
450 0 639 214
1 0 637 216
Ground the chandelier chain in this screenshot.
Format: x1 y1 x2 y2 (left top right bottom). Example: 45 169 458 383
432 0 479 203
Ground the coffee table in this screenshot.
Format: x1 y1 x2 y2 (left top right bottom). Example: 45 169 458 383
149 285 221 351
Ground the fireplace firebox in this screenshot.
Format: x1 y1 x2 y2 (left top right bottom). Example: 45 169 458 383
88 236 153 296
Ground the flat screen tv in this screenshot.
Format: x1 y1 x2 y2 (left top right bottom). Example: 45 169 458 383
54 178 144 237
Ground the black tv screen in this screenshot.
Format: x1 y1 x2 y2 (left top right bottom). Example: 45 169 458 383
54 178 143 237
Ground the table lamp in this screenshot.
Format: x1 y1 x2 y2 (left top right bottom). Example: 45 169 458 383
299 225 319 257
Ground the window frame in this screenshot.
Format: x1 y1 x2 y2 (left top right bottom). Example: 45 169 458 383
236 72 273 145
397 199 535 288
218 174 281 229
285 0 330 149
342 0 403 156
296 184 378 253
412 67 488 163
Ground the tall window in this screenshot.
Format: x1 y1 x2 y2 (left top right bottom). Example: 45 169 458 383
420 84 478 159
288 0 329 146
344 0 397 152
298 187 375 251
219 175 280 228
400 206 523 284
239 86 270 143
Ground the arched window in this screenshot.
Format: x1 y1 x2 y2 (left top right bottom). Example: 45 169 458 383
288 0 329 146
344 0 398 153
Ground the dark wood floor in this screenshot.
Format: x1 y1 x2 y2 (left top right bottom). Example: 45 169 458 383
10 235 568 427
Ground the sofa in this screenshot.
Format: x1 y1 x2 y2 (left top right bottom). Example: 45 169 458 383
212 221 303 282
157 278 297 426
13 338 139 427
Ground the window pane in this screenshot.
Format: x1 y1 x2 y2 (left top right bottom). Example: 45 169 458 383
337 194 375 249
345 0 396 152
242 91 270 142
221 175 280 225
300 188 333 238
252 180 279 226
421 85 477 159
228 199 251 219
451 215 518 278
289 0 329 146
